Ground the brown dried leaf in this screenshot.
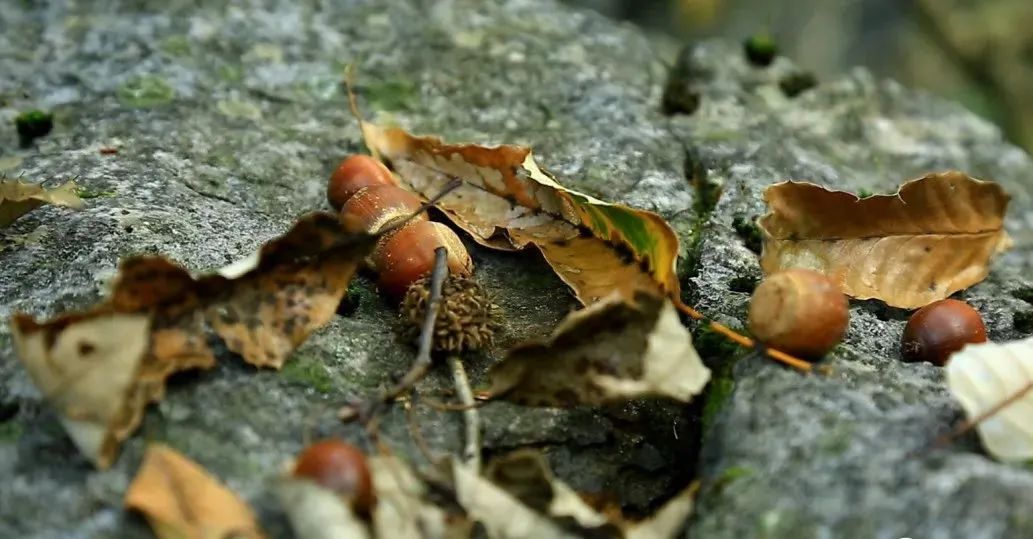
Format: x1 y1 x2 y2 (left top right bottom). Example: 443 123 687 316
124 444 265 539
0 178 84 227
484 290 710 407
758 171 1013 309
9 211 379 469
359 122 681 306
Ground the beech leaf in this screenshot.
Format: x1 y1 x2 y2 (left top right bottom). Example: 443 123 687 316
9 211 379 469
358 122 681 306
945 337 1033 462
124 444 265 539
758 171 1012 309
484 290 710 406
0 177 85 227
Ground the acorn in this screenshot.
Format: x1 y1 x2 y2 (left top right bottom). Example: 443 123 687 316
339 184 427 234
329 154 502 354
373 220 473 300
901 298 987 367
292 439 374 514
327 154 396 211
747 268 849 359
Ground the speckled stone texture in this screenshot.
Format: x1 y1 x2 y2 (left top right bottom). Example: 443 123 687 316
0 0 1032 538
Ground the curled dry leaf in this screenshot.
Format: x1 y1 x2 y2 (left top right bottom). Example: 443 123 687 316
358 122 681 306
623 482 699 539
276 476 372 539
449 456 604 539
124 444 265 539
758 171 1012 309
484 449 615 531
0 178 85 227
945 337 1033 462
448 449 697 539
368 455 469 539
9 212 379 469
484 290 710 406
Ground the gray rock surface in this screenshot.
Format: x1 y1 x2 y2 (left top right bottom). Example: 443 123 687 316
0 1 1031 539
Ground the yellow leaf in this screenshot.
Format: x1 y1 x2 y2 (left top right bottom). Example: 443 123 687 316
124 444 265 539
758 171 1012 309
359 122 682 307
0 178 85 227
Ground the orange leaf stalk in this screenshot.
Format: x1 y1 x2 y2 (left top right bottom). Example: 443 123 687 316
672 298 816 373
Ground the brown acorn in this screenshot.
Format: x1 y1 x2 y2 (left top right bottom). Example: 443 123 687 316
747 268 849 359
901 298 987 366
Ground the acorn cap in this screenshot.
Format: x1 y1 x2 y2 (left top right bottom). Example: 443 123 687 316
396 273 502 354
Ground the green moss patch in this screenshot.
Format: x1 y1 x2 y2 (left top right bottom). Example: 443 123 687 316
281 353 333 393
361 79 418 112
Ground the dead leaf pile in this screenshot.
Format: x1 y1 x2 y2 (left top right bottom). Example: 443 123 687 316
358 121 682 307
9 211 380 469
0 177 85 227
758 171 1012 309
483 289 711 407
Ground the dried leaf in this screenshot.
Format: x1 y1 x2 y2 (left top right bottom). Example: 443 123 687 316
449 457 603 539
945 337 1033 462
359 122 681 306
124 444 265 539
369 455 464 539
623 482 698 539
484 290 710 406
0 178 85 227
758 171 1012 309
276 476 372 539
9 212 379 469
484 450 613 531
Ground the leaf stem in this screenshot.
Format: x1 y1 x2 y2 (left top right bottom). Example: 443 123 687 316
673 298 816 373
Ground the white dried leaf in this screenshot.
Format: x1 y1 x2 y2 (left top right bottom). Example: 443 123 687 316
945 337 1033 462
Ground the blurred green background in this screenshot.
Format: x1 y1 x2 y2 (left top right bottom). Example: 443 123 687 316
564 0 1033 155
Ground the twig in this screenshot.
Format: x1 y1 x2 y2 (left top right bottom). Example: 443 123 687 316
339 247 449 422
405 391 438 464
447 355 481 472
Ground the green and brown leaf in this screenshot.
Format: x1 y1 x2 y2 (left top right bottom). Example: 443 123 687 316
358 122 681 307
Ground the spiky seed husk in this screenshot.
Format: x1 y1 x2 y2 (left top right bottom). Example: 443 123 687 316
396 273 502 354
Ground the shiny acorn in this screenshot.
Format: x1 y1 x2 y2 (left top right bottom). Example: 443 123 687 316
327 154 396 211
292 439 374 514
901 298 987 367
